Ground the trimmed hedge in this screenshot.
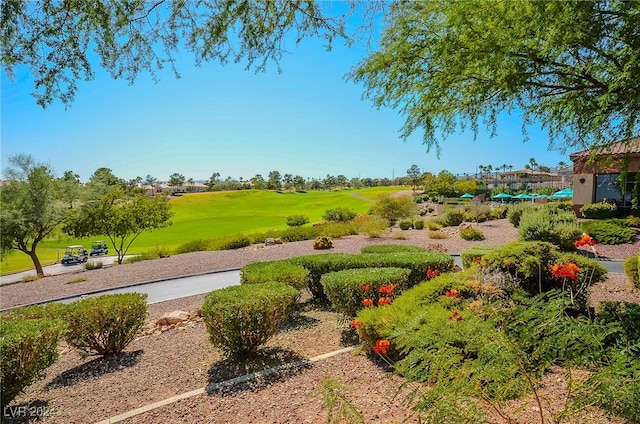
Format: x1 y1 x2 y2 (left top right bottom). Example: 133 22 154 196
580 220 636 245
460 245 499 268
240 260 310 290
201 282 297 356
290 252 454 299
321 267 411 317
360 244 426 254
623 254 640 288
63 293 148 356
0 317 66 406
580 201 618 219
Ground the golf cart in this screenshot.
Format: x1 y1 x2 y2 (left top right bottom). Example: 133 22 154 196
61 245 88 264
90 240 109 256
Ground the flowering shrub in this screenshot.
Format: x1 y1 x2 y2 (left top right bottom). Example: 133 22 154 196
320 267 409 317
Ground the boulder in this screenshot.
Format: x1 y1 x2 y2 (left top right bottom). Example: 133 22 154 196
265 238 276 246
155 310 191 326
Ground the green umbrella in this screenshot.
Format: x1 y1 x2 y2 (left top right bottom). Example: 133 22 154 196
460 193 474 199
491 192 514 199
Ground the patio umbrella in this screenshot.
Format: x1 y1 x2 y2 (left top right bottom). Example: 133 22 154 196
552 188 573 198
514 193 534 199
491 192 514 200
460 193 474 199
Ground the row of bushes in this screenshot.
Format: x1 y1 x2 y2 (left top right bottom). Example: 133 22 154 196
175 221 359 254
1 293 147 407
240 250 453 299
210 245 449 356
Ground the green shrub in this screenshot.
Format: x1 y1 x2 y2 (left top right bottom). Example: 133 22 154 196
490 206 508 219
323 207 357 222
460 245 499 268
398 219 413 230
317 222 358 238
482 242 606 309
413 219 425 230
210 234 251 250
85 260 103 270
425 219 443 230
321 267 410 317
580 201 618 219
361 244 425 254
596 301 640 346
435 209 465 227
482 241 560 294
201 282 297 356
286 214 309 227
174 239 212 254
279 225 322 242
626 215 640 227
240 261 310 290
313 236 333 250
466 204 492 222
428 230 448 239
291 252 453 299
356 215 389 238
580 220 636 245
63 293 148 356
459 226 485 241
518 208 581 249
0 317 66 407
623 254 640 288
506 202 539 227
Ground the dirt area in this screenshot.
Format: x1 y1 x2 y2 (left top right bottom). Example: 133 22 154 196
2 218 639 424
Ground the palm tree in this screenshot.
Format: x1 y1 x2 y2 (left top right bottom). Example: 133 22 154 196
528 157 538 171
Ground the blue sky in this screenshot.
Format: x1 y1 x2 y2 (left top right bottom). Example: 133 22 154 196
1 11 571 183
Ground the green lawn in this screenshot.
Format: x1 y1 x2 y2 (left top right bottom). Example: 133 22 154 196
1 187 403 275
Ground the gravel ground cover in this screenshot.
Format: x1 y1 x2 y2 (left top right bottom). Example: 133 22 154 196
2 218 638 424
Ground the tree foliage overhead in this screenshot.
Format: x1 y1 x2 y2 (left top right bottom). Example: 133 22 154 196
349 0 640 152
1 0 350 108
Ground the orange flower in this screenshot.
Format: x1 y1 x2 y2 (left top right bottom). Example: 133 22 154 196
350 320 363 329
362 298 374 307
378 297 392 305
445 288 461 299
373 339 391 355
379 284 397 295
574 233 597 247
548 261 580 281
448 311 463 321
360 283 371 292
426 268 441 279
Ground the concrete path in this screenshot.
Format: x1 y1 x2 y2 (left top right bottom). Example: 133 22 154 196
56 269 241 305
0 255 136 286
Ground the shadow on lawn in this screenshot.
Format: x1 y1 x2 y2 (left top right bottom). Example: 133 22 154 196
206 347 309 395
45 350 143 390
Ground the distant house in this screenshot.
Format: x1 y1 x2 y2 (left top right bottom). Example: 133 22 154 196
570 137 640 215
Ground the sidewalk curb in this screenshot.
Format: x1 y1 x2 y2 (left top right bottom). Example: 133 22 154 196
0 268 242 313
94 346 356 424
